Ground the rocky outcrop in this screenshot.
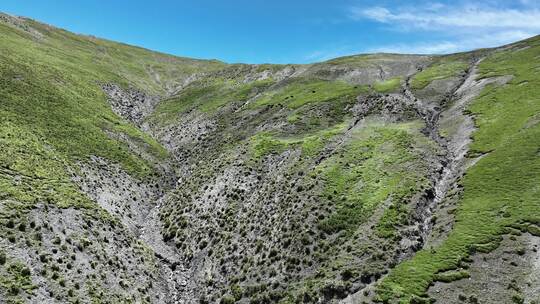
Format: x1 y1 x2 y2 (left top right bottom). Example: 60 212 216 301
0 13 44 40
102 83 161 126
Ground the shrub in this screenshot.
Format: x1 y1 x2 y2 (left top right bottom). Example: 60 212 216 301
9 285 19 295
512 293 524 304
220 295 235 304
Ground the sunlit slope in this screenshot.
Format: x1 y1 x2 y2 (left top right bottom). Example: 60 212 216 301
377 37 540 304
0 12 538 304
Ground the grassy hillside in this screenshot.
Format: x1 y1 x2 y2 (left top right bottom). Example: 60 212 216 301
0 14 222 303
377 37 540 303
0 12 538 304
0 15 225 175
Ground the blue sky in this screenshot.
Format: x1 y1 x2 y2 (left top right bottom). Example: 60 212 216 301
1 0 539 63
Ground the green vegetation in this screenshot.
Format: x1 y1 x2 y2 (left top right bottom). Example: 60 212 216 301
255 63 288 73
377 37 540 303
251 79 366 109
0 19 188 178
22 18 225 96
250 132 297 159
300 122 348 156
324 54 416 67
373 77 402 93
316 120 432 235
0 16 196 302
0 120 92 209
433 269 470 283
0 14 193 230
2 14 538 304
0 258 35 300
249 122 348 159
324 54 375 66
411 59 469 89
153 78 274 121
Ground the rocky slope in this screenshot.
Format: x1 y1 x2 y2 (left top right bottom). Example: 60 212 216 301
0 13 539 304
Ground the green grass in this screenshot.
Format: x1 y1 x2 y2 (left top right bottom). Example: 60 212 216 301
2 15 538 304
433 269 470 283
286 112 301 123
251 79 366 109
0 257 35 301
272 120 436 302
249 132 297 159
411 59 469 89
249 120 434 238
0 15 207 219
376 37 540 304
0 119 94 209
248 122 349 159
373 77 402 93
0 21 182 257
316 121 432 235
300 122 348 156
23 18 225 95
323 54 376 66
0 20 185 178
0 17 194 299
152 78 274 122
323 54 416 67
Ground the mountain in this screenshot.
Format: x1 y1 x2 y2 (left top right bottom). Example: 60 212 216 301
0 12 538 304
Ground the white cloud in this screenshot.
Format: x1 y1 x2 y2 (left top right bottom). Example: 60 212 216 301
367 30 536 54
368 41 459 55
304 29 535 62
344 1 540 55
352 4 540 31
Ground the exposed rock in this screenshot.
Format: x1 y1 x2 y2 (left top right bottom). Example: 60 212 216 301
102 83 161 126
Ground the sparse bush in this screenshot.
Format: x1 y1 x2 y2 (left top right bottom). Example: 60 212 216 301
9 285 19 295
511 293 524 304
220 295 235 304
